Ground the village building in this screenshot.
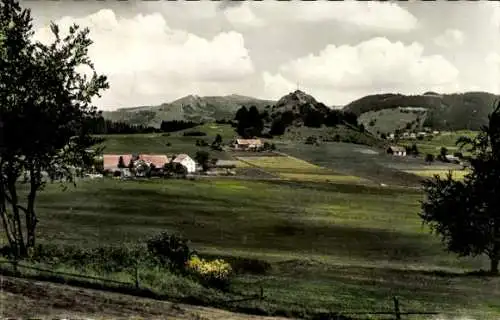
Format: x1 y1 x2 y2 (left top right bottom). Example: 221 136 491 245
445 154 460 164
139 154 169 168
103 154 133 172
233 139 263 151
210 160 237 175
172 154 196 173
386 146 407 157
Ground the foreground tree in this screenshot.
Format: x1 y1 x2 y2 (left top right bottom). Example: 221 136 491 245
0 0 108 257
420 102 500 274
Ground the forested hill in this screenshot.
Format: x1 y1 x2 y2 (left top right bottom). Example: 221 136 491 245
343 91 499 131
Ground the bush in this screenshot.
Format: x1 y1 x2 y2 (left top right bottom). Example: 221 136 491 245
186 255 233 291
183 131 207 137
146 232 193 272
26 243 147 273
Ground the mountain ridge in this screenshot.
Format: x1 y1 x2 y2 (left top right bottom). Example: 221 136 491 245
102 90 500 131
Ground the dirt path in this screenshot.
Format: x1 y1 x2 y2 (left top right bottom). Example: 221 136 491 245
0 276 293 320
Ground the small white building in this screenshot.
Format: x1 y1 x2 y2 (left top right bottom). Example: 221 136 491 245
172 154 196 173
387 146 407 157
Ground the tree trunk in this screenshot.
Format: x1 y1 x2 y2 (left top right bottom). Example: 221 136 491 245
490 257 499 275
26 168 37 249
6 179 26 257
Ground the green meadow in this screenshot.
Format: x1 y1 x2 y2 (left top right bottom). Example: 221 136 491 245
96 123 236 159
8 177 498 319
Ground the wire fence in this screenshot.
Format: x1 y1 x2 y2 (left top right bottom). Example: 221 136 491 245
0 258 441 320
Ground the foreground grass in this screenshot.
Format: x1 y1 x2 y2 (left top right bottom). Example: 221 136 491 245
6 178 498 319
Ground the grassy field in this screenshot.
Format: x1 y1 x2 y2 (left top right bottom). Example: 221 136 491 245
404 169 470 180
398 130 478 157
96 123 237 160
237 155 366 184
6 177 498 319
274 141 464 187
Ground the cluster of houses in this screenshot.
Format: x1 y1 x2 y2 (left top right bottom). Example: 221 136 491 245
387 129 440 141
102 153 238 178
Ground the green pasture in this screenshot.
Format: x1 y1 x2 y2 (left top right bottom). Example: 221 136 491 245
6 177 497 319
96 123 236 160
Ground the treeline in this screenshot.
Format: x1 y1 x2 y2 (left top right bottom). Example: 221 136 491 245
87 116 200 134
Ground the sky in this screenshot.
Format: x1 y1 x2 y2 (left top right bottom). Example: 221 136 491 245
24 0 500 110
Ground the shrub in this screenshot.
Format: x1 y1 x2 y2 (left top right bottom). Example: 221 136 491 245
146 232 193 272
183 131 207 137
186 255 233 291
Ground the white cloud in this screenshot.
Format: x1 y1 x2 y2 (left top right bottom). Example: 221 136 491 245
263 37 460 105
224 5 265 28
489 2 500 28
433 29 465 48
33 9 254 109
223 1 418 32
486 52 500 66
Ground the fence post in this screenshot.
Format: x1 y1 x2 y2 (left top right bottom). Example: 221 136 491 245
393 296 401 320
134 263 139 289
12 257 18 276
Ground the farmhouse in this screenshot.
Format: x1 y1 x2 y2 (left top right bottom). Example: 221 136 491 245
138 154 169 168
233 139 263 151
103 154 133 171
172 154 196 173
387 146 406 157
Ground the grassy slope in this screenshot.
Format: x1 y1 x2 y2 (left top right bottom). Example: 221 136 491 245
280 125 382 147
97 123 237 160
9 178 498 318
397 130 477 157
358 108 422 136
0 276 291 320
102 95 275 127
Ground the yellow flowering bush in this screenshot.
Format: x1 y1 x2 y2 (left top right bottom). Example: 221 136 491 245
186 255 233 290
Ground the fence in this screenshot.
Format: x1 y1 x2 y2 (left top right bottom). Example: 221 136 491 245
0 258 440 320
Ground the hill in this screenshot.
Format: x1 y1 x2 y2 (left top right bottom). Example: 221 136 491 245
257 90 382 147
344 91 499 132
102 94 275 128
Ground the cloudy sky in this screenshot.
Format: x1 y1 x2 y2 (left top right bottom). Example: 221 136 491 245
25 0 500 110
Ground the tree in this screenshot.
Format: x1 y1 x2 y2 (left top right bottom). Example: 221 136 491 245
425 153 435 164
195 151 210 172
214 134 222 145
440 147 448 159
410 143 419 156
420 102 500 274
0 0 108 257
117 156 126 169
270 118 286 136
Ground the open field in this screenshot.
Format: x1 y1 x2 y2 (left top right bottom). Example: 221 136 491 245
237 155 366 184
6 178 498 319
96 123 237 160
398 130 478 156
404 169 470 180
274 141 460 187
